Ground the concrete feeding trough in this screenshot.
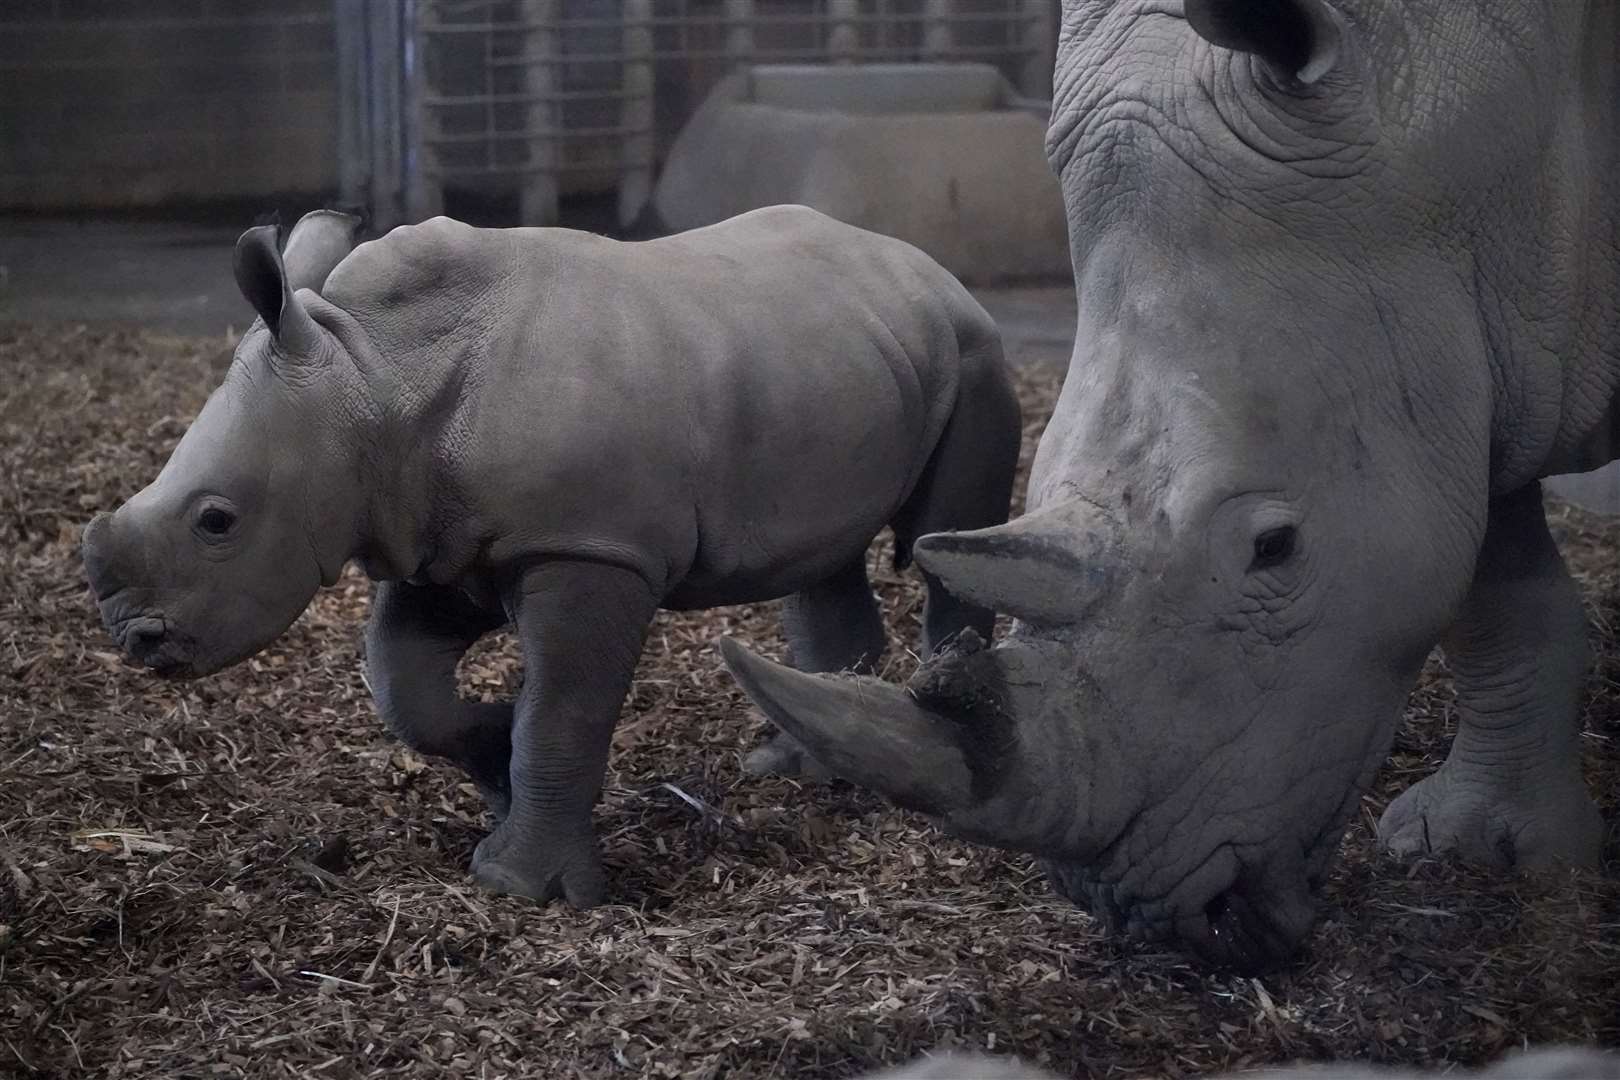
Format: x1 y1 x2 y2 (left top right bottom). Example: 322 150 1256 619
650 63 1070 285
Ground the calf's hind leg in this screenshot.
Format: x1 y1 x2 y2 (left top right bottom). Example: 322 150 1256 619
365 580 513 819
1377 482 1603 869
742 556 887 779
895 345 1021 656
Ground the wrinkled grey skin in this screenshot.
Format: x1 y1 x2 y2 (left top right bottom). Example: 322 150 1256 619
725 0 1617 971
82 204 1021 906
859 1047 1620 1080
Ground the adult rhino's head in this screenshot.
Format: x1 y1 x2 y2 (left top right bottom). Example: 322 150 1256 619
83 210 365 678
727 0 1612 970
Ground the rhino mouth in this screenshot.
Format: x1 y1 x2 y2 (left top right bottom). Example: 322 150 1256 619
1045 855 1318 973
1042 786 1355 974
106 611 197 679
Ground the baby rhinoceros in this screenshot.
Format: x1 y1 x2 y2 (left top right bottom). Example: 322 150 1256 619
81 205 1022 906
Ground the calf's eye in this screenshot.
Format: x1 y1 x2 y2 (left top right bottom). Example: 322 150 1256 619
198 507 236 536
1250 526 1296 570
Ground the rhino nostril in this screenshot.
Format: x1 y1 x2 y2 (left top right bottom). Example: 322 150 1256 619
121 617 167 656
1204 891 1231 925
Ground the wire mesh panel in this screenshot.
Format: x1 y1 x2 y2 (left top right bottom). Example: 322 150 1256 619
405 0 1055 227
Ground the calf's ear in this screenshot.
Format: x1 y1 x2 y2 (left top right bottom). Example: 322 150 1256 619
1183 0 1343 85
233 224 324 357
282 209 362 294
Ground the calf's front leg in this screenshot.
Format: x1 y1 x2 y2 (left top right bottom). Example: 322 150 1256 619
469 559 657 907
1378 482 1603 870
365 580 513 818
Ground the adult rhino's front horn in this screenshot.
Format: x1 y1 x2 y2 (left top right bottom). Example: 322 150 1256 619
720 636 985 816
720 596 1131 867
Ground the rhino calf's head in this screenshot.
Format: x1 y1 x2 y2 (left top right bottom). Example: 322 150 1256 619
83 211 365 677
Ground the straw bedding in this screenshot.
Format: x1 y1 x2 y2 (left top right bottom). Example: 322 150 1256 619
1 324 1615 1079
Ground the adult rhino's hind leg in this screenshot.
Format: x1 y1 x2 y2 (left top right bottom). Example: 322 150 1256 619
365 580 513 819
742 556 887 779
1378 482 1603 870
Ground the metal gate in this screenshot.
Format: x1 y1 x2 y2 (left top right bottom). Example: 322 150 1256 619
338 0 1056 232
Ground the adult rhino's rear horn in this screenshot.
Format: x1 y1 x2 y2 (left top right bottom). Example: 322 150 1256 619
912 497 1120 627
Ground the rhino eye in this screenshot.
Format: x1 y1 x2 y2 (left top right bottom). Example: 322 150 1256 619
198 507 237 537
1250 526 1297 570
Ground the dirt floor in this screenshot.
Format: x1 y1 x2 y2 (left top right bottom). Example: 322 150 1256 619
1 324 1617 1080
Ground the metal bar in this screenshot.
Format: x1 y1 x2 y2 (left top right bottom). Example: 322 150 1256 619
367 0 407 230
425 158 656 177
618 0 656 228
418 12 1029 33
484 43 1033 66
827 0 859 63
922 0 953 58
424 124 654 145
724 0 754 67
334 0 370 213
421 88 643 106
405 0 446 221
1018 0 1057 100
518 0 559 225
482 3 496 179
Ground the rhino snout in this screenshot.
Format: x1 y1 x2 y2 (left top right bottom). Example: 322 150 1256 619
1046 844 1319 975
118 615 164 655
116 616 179 672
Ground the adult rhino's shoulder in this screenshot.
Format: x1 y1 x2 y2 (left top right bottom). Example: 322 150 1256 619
324 216 509 310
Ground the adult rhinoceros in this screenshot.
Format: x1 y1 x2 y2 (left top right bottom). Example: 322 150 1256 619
724 0 1617 970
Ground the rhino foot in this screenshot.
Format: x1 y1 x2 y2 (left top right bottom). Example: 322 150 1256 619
741 722 835 781
1377 761 1602 871
469 823 607 908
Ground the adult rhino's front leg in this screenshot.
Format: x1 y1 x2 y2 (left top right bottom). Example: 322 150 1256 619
470 559 657 907
1378 482 1603 870
365 580 513 819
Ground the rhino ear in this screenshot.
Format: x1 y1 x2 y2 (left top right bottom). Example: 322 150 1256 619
233 224 323 356
1184 0 1343 85
282 209 362 294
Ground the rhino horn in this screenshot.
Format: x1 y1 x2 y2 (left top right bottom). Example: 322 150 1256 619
720 637 978 815
913 498 1119 628
233 224 323 356
282 209 362 293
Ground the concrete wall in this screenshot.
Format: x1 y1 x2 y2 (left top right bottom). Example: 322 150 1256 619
651 69 1070 284
0 1 340 211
